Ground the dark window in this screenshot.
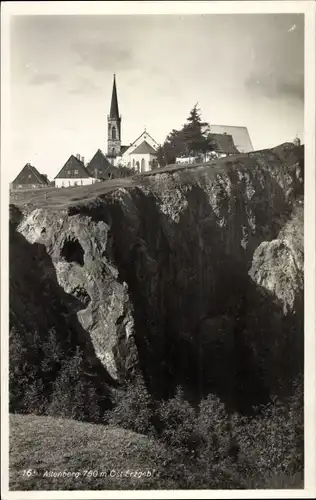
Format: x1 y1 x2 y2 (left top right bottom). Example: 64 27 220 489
112 127 116 140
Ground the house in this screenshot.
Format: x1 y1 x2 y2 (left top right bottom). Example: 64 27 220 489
209 125 254 153
86 149 119 180
54 154 96 188
11 163 50 190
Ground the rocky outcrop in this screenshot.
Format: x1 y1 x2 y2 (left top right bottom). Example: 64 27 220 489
249 206 304 315
10 143 304 410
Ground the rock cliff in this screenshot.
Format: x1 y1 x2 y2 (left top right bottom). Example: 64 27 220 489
10 143 304 412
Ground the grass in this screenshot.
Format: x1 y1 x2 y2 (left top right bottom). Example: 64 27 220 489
9 413 178 490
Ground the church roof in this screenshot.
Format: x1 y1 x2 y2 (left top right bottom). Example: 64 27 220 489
109 74 119 119
55 155 90 179
120 145 129 155
131 140 157 155
86 149 118 179
12 163 49 186
209 133 239 154
132 130 159 148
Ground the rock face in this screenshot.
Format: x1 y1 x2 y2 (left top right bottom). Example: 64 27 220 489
249 207 304 315
10 143 304 411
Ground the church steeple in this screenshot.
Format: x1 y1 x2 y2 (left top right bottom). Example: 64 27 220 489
110 74 119 119
107 74 121 163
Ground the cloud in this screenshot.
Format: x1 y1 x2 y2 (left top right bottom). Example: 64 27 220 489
72 39 134 72
67 77 100 95
28 72 60 86
244 73 304 102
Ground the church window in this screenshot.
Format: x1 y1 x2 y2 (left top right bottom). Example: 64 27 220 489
112 127 116 140
74 169 78 174
112 147 116 157
141 158 145 172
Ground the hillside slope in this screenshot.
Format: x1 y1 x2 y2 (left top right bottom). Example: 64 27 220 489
9 413 178 490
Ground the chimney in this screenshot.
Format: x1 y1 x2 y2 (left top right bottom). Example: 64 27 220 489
76 154 80 160
81 156 85 164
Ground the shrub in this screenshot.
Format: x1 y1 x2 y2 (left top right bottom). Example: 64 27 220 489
47 346 102 422
194 393 232 463
231 377 304 487
156 386 197 452
106 375 156 436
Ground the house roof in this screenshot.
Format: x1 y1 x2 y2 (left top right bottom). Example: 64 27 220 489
209 133 239 154
55 155 90 179
86 149 118 179
131 140 157 155
120 145 129 155
209 125 253 153
12 163 49 186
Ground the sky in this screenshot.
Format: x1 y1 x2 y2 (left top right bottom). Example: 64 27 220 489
10 13 304 180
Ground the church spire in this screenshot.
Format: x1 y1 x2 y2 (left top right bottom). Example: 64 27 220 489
110 74 119 119
107 74 121 162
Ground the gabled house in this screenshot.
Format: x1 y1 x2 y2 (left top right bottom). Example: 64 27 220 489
11 163 50 190
54 154 96 188
86 149 119 180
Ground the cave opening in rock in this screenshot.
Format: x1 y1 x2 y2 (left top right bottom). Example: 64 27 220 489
61 237 84 266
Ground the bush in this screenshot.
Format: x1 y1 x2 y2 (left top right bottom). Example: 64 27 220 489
157 386 197 452
9 325 110 422
195 393 233 463
231 377 304 487
106 375 156 436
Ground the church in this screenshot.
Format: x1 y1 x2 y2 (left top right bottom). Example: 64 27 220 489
54 75 160 188
106 74 159 171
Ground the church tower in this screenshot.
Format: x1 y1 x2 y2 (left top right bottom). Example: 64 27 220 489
107 74 121 163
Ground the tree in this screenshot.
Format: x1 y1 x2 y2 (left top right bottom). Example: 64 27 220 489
156 128 187 167
157 104 214 167
182 104 211 158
